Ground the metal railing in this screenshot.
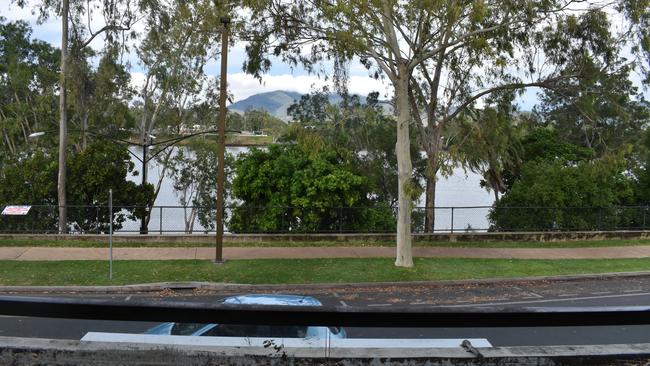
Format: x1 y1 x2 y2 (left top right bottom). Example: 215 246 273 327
0 204 648 234
1 295 650 327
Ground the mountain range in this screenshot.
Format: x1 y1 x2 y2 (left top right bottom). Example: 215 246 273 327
229 91 303 121
228 90 385 121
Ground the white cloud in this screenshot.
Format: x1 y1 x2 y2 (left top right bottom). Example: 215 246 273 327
227 72 393 102
129 71 146 91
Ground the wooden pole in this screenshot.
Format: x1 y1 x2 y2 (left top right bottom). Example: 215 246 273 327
215 16 230 263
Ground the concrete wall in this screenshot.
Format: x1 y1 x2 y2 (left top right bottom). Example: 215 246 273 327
1 230 649 244
1 336 650 365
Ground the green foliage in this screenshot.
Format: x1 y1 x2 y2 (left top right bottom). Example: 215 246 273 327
285 90 425 206
490 155 637 231
0 18 59 156
457 103 524 198
287 89 331 125
83 48 136 134
0 142 153 232
226 110 287 137
495 127 596 192
229 141 396 233
165 140 231 233
536 65 649 155
634 129 650 204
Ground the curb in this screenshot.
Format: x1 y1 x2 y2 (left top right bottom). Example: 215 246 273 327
1 271 650 294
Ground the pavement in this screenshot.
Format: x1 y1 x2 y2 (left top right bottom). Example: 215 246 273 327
2 245 650 260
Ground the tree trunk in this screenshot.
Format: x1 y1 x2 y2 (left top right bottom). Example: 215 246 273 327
58 0 69 234
144 148 174 228
81 108 88 150
423 130 441 233
394 68 413 268
424 171 437 233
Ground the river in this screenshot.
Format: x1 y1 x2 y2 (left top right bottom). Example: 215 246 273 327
125 146 494 233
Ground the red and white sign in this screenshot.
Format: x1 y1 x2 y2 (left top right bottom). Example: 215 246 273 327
1 206 32 216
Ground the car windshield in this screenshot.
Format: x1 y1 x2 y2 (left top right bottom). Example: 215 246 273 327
202 324 308 338
170 323 207 336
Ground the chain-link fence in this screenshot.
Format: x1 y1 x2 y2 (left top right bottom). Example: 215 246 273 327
0 204 648 234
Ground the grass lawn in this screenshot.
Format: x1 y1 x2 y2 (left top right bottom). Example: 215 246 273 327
1 257 650 286
0 238 650 248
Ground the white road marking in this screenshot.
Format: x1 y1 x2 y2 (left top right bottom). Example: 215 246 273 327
339 300 348 307
624 289 643 293
332 292 339 298
437 292 650 308
125 295 132 301
409 302 428 305
367 304 392 307
525 292 543 298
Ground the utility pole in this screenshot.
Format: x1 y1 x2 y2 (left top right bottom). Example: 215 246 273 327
58 0 69 234
215 16 229 263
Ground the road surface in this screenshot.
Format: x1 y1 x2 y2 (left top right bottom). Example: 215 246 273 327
1 275 650 346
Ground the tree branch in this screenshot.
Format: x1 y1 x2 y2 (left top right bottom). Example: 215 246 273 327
80 23 131 48
441 75 574 125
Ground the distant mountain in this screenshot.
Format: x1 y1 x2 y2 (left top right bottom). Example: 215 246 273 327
229 90 392 121
229 91 303 121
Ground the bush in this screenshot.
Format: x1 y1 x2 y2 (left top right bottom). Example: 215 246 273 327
489 156 636 231
228 143 396 233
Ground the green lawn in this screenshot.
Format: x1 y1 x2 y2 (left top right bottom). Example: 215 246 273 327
1 257 649 286
0 238 650 248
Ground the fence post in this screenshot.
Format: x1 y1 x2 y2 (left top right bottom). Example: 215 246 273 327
643 206 647 229
281 210 285 233
95 206 100 234
339 207 343 233
450 207 454 234
598 207 603 231
159 206 163 235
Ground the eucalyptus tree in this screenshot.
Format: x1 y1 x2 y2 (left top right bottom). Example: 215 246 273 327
13 0 138 233
455 104 525 202
405 1 650 233
535 68 650 155
242 0 649 267
165 140 225 234
135 0 226 232
0 18 58 156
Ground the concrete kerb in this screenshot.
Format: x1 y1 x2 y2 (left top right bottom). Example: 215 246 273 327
2 336 650 365
2 270 650 294
2 230 650 244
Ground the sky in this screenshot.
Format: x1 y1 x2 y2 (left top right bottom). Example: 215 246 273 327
0 0 590 109
0 0 398 103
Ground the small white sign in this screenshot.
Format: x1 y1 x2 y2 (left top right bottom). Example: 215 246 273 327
1 206 32 216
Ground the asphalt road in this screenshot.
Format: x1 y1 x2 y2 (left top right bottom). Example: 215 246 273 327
2 275 650 346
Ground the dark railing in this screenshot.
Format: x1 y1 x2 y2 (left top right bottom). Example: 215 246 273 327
0 204 648 234
1 295 650 328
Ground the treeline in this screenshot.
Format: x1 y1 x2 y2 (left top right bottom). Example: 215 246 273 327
0 16 284 232
226 90 650 233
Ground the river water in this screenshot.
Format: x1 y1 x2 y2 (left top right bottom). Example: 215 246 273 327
125 146 494 233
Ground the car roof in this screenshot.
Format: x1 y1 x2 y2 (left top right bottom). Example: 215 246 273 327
222 294 322 306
